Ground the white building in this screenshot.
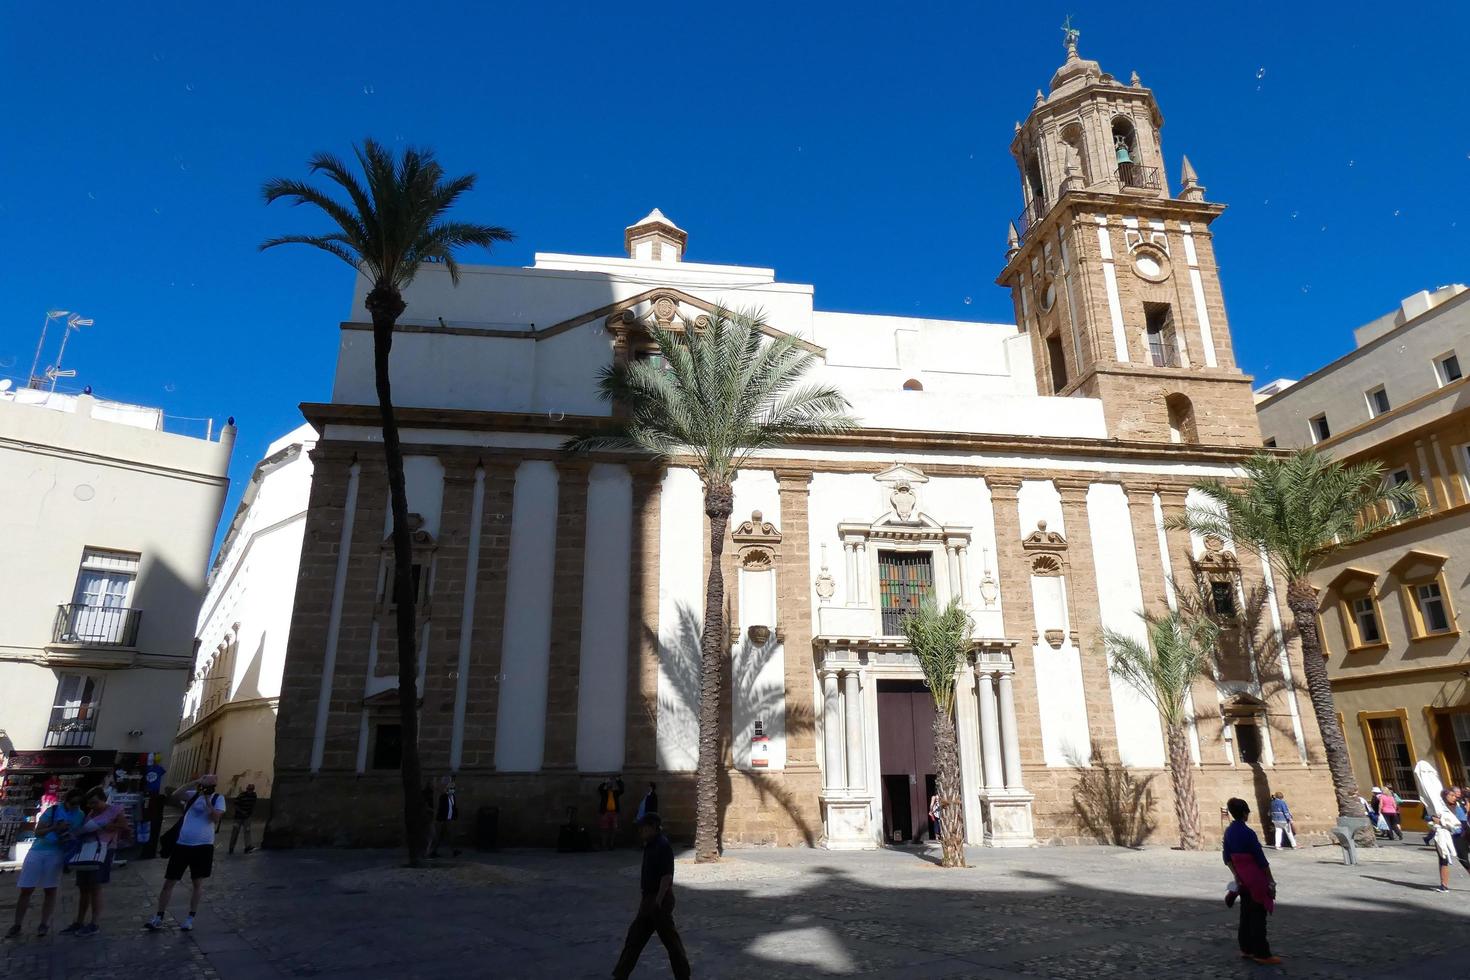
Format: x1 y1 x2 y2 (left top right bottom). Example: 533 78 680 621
172 425 316 804
269 42 1336 850
0 386 233 837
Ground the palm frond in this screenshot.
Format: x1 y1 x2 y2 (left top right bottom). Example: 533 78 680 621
1172 449 1421 581
898 598 973 715
1105 601 1219 727
262 137 511 298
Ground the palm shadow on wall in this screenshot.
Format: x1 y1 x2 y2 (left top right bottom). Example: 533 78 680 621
657 604 818 847
1066 748 1159 848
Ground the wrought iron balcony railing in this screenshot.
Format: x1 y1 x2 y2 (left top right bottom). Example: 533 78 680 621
52 603 142 647
1015 196 1048 240
1117 162 1162 191
45 710 98 748
1149 340 1181 368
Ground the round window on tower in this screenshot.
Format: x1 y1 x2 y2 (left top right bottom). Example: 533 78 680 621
1130 244 1171 283
1037 275 1058 312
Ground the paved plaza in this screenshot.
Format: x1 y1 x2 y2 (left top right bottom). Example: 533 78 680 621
3 836 1468 979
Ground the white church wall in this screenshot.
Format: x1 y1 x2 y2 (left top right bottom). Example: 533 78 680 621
493 461 559 772
336 328 539 414
575 464 633 772
1085 483 1166 767
844 389 1107 440
388 455 445 539
532 328 615 417
923 476 1005 636
1018 479 1092 766
807 472 880 611
731 471 786 771
656 467 705 771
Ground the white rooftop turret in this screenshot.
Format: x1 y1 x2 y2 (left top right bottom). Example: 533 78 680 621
624 208 687 263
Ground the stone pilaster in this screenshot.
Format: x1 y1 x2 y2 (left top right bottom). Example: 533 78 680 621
320 456 389 773
417 457 476 774
1055 478 1118 762
1155 484 1226 764
624 465 663 770
984 474 1046 768
458 462 518 771
776 469 818 771
274 445 358 776
543 460 590 769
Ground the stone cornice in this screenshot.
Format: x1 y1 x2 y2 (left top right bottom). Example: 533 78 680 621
302 403 1269 467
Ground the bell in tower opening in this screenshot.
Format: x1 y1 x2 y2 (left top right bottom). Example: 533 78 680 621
995 27 1265 448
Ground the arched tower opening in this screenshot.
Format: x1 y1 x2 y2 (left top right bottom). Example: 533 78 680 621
1165 393 1198 445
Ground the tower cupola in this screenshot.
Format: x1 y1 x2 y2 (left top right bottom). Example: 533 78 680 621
624 208 687 263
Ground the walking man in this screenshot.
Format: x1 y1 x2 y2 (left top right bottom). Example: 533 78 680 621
145 775 226 932
612 813 690 980
229 783 258 854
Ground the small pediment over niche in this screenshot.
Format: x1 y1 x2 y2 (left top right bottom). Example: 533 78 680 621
1021 520 1067 553
1196 534 1239 571
382 513 436 551
1221 691 1266 718
732 510 781 568
873 463 929 523
1388 549 1448 584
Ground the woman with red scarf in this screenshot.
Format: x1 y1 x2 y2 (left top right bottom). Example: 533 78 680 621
1222 797 1280 965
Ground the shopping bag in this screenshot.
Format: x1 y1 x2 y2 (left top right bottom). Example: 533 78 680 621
67 839 108 872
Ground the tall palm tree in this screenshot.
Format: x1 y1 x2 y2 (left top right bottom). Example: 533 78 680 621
567 305 854 862
1176 449 1419 833
261 139 513 866
1104 604 1221 850
899 598 972 867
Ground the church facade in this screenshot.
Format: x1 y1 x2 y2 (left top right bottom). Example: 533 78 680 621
269 40 1335 849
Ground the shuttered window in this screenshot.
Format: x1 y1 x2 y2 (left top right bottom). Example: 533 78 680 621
879 552 933 635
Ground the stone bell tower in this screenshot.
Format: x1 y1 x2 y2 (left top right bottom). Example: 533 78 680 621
996 26 1263 446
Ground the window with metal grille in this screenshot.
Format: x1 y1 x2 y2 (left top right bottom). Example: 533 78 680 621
879 552 933 635
1210 581 1237 618
1145 304 1179 367
1234 722 1263 764
1368 716 1415 797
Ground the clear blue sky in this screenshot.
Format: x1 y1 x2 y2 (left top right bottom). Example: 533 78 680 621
3 2 1466 553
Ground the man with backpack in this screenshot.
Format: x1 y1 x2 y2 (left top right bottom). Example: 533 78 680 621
144 775 226 932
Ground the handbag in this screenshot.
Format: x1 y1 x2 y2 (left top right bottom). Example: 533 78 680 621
67 839 109 871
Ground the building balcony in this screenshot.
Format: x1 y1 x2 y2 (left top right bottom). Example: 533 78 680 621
44 714 98 749
52 603 142 648
1117 162 1162 191
1016 197 1048 240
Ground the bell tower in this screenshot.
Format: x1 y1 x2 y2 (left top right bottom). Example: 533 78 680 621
997 25 1262 446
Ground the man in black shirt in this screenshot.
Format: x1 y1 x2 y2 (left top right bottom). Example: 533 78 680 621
228 784 257 854
612 813 690 980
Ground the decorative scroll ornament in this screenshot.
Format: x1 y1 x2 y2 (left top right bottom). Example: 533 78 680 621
1021 519 1067 554
382 512 436 551
1030 553 1064 577
1196 533 1239 572
732 510 782 569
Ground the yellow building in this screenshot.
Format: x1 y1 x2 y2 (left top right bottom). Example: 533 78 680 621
1256 285 1470 828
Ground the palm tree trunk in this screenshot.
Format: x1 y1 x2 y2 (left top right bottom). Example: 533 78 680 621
1165 723 1202 850
932 708 966 867
693 481 734 862
1286 578 1365 832
366 283 427 868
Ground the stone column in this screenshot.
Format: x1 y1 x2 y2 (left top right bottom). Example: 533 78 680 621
956 545 970 603
855 540 869 606
623 465 663 771
985 474 1045 768
776 469 819 772
997 671 1025 791
1054 477 1118 763
821 669 844 791
945 544 961 602
976 667 1004 791
843 669 865 791
1156 483 1225 763
542 460 591 770
844 542 858 606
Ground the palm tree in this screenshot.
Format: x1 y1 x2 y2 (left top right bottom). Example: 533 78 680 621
899 598 972 867
1176 449 1419 834
261 139 513 866
567 306 854 862
1104 604 1221 850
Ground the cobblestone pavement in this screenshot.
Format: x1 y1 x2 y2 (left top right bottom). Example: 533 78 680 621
3 838 1467 979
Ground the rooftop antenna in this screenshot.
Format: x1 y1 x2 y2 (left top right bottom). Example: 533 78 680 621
49 313 95 391
28 310 68 389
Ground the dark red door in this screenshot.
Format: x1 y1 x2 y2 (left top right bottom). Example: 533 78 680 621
877 680 937 843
